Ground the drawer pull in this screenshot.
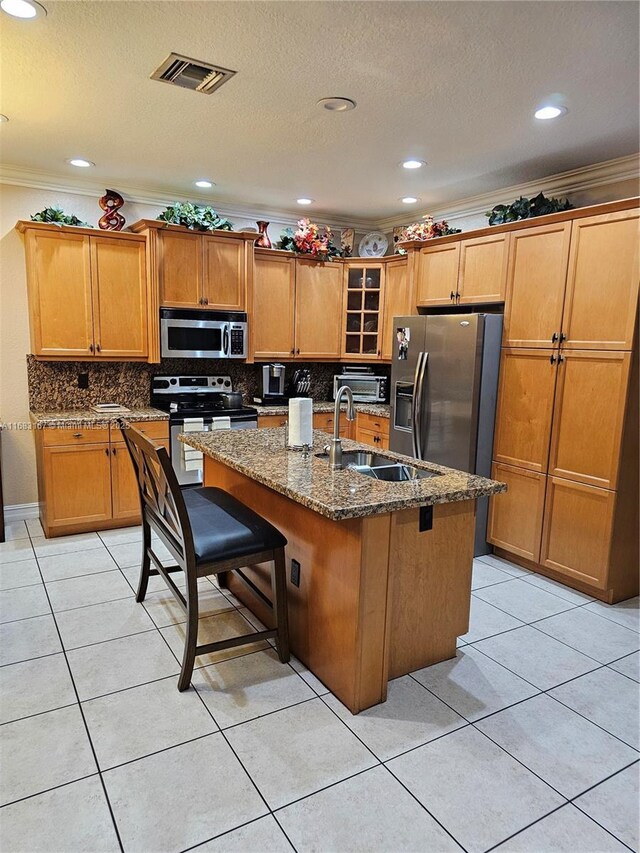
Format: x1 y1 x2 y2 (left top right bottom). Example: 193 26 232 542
73 432 83 438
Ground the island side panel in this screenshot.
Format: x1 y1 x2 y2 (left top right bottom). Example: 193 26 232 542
387 501 476 679
203 456 392 713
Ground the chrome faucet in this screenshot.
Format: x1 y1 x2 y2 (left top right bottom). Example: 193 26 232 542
326 385 356 469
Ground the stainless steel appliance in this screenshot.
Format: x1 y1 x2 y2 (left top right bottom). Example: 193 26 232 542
332 367 388 403
389 314 502 555
160 308 247 359
262 363 286 398
151 375 257 486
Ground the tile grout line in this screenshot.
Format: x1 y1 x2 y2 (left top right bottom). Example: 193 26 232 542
14 548 127 853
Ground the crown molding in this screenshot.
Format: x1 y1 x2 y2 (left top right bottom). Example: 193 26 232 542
0 164 376 231
375 153 640 231
2 154 638 235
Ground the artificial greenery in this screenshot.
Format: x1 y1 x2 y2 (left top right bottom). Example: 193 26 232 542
275 219 343 259
30 206 92 227
486 192 573 225
157 202 233 231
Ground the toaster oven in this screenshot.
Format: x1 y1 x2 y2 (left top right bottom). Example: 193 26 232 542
333 371 388 403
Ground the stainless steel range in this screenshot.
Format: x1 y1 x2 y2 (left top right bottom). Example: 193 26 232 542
151 375 257 486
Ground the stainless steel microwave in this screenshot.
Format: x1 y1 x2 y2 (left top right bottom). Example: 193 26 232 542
333 372 388 403
160 308 247 359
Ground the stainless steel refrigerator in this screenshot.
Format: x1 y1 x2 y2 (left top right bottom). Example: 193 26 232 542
390 313 503 556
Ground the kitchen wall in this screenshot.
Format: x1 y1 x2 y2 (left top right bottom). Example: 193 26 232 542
26 357 352 411
1 170 638 508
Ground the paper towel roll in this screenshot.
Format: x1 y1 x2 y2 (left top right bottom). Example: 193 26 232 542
288 397 313 447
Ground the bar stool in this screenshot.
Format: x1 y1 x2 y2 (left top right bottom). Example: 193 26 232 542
119 420 290 691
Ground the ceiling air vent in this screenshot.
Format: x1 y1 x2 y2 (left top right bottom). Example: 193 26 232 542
151 53 236 94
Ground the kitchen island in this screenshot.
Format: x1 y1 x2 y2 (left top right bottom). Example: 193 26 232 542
180 427 505 713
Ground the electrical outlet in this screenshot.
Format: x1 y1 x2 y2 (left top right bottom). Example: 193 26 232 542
77 372 89 389
290 559 301 587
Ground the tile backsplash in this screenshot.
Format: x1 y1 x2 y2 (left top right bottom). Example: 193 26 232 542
27 356 388 411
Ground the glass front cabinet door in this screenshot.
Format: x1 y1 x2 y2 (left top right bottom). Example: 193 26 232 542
342 264 385 359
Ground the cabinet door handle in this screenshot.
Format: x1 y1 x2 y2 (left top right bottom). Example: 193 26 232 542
290 348 295 355
456 291 461 303
450 291 455 302
550 354 557 364
73 432 82 438
558 354 565 363
551 332 559 343
112 447 117 455
559 332 567 342
203 297 209 306
104 447 109 456
96 343 101 353
89 343 94 353
199 297 204 306
296 348 300 355
377 349 381 357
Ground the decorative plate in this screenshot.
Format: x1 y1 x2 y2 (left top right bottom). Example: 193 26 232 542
358 231 388 257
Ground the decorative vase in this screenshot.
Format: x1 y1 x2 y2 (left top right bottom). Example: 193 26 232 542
98 189 125 230
255 220 272 249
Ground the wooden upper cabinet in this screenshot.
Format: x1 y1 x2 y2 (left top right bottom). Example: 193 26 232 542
295 259 343 359
252 252 295 359
488 462 546 563
562 209 639 350
381 258 411 360
493 348 558 473
457 233 509 304
158 230 202 308
416 243 459 306
503 223 571 348
25 230 94 358
202 235 246 310
90 236 148 359
548 350 631 490
540 477 616 590
342 263 385 359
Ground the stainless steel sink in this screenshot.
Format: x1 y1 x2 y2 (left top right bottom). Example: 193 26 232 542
316 450 442 482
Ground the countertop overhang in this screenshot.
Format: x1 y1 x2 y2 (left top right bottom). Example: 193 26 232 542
180 427 506 521
29 407 169 428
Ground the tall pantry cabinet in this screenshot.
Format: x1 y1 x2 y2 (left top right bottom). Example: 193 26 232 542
488 206 639 602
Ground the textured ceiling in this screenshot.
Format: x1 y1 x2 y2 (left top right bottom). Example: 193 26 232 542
1 0 638 220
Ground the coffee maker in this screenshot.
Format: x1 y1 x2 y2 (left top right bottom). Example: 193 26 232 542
255 363 288 405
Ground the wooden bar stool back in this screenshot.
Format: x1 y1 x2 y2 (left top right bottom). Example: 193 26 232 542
119 420 289 691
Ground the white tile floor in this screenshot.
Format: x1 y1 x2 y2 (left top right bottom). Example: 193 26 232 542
0 520 638 853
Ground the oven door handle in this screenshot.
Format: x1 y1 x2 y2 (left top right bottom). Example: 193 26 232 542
222 324 230 356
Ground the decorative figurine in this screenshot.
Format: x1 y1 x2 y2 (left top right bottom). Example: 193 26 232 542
98 189 125 230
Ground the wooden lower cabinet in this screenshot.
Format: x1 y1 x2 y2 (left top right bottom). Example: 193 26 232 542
539 477 616 591
42 444 113 531
257 414 289 429
355 412 390 449
313 412 352 438
36 421 168 536
487 462 546 562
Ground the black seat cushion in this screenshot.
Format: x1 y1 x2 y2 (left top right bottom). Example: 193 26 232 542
182 487 287 565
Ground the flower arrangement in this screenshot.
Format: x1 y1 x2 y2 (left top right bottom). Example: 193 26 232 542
276 218 342 260
401 216 461 242
30 206 92 228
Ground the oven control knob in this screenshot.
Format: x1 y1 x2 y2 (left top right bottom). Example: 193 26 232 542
170 378 177 385
216 378 223 384
224 380 231 387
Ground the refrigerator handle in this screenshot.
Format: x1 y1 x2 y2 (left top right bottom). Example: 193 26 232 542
412 352 428 459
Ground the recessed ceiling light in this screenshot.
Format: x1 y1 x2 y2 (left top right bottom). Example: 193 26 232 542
534 105 567 120
0 0 46 18
194 179 214 188
401 159 426 169
0 114 8 123
296 198 314 205
401 197 419 204
317 97 356 112
67 158 95 168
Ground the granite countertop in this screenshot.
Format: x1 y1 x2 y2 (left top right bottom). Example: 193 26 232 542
180 427 505 521
30 407 169 428
254 402 391 419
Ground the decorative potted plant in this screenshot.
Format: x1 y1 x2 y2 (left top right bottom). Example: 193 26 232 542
401 216 461 242
156 202 233 231
486 192 573 225
30 206 92 227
